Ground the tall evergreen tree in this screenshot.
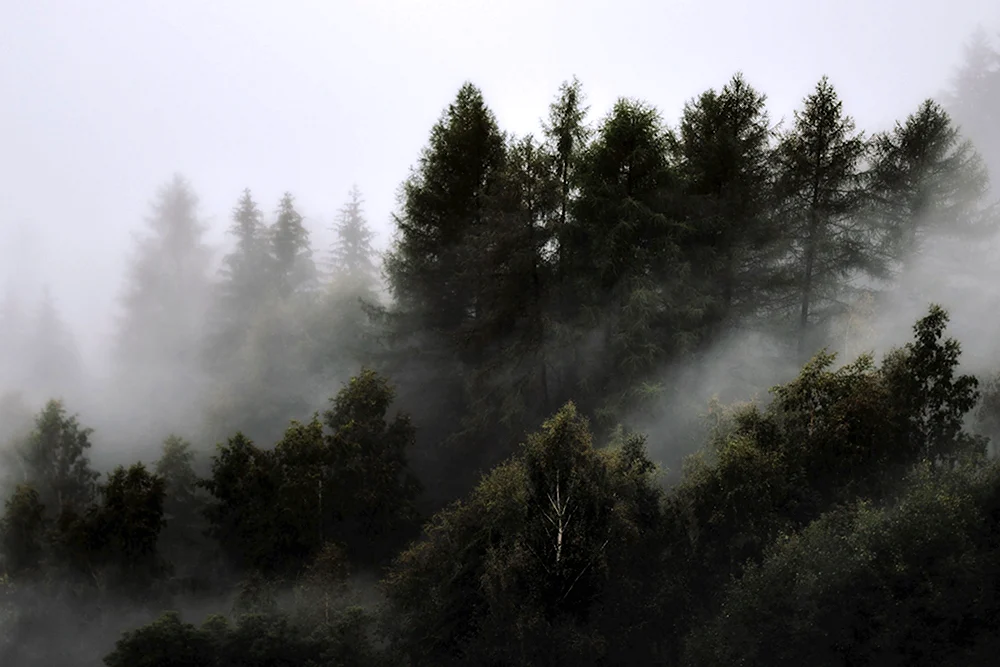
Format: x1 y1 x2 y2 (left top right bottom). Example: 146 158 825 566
774 77 879 355
215 189 271 337
673 73 782 337
116 174 212 368
113 175 212 437
382 82 508 498
542 77 591 289
571 98 689 423
870 99 994 263
329 185 378 296
384 82 507 362
270 192 316 298
946 27 1000 186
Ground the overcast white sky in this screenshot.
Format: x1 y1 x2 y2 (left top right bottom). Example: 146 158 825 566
2 0 999 363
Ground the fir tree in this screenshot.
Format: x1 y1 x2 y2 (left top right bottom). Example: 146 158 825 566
270 192 316 298
673 72 783 336
330 185 378 296
869 99 994 263
774 77 879 355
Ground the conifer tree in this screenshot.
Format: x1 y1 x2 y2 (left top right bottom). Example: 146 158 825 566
330 185 378 296
384 82 507 363
216 189 271 334
113 175 212 437
870 99 994 263
571 98 688 422
270 192 316 298
116 174 212 369
674 73 782 336
775 77 879 354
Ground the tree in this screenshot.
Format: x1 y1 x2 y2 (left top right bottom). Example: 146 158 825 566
13 400 98 514
322 369 421 563
201 432 283 574
570 97 690 423
329 185 378 296
870 99 994 264
383 81 507 361
381 82 508 498
774 76 879 355
211 188 271 351
270 192 316 298
88 463 167 592
384 403 663 666
112 174 213 439
685 463 1000 667
155 435 206 568
946 27 1000 184
0 485 46 577
673 72 783 336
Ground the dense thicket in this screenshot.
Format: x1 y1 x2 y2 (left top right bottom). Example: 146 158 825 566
2 27 1000 667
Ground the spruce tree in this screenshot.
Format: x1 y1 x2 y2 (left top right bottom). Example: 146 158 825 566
870 99 993 263
269 192 316 298
330 185 378 296
381 82 508 497
571 98 688 423
673 73 782 337
113 175 212 437
774 77 879 355
384 82 507 363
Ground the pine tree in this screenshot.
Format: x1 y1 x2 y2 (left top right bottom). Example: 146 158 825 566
571 98 688 423
869 99 994 263
116 174 212 368
330 185 378 296
542 77 591 288
270 192 316 298
113 175 212 438
216 189 271 334
946 27 1000 185
384 82 508 363
673 73 782 337
381 82 508 497
774 77 880 355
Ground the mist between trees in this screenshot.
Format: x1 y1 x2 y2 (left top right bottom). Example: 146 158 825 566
2 26 1000 667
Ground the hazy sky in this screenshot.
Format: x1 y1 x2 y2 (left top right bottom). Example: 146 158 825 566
2 0 998 363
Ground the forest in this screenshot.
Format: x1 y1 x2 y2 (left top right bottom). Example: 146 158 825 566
2 25 1000 667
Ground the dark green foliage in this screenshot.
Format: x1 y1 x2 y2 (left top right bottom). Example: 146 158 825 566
870 99 994 261
384 81 507 351
14 400 98 514
322 369 421 563
685 462 1000 667
202 370 419 574
775 77 879 353
329 185 378 295
103 608 386 667
270 192 317 297
384 402 664 666
87 463 168 592
0 485 46 576
673 73 784 335
571 98 690 423
656 305 984 658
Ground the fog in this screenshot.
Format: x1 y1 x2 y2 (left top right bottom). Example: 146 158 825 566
2 0 996 358
3 2 1000 663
